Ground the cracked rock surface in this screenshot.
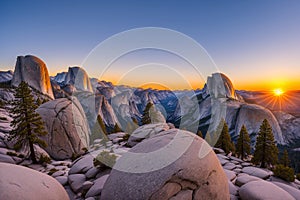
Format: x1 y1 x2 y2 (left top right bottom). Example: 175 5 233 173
37 97 90 160
101 129 229 200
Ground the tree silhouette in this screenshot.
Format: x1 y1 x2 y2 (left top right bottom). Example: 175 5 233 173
214 119 235 154
280 149 290 167
8 82 48 163
236 125 251 160
142 102 153 125
252 119 278 168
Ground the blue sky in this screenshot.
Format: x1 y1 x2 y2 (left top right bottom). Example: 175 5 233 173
1 0 300 90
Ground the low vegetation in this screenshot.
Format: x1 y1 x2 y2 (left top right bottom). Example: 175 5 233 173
273 164 295 182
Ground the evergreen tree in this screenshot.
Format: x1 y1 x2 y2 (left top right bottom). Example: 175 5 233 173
280 149 290 167
142 102 153 125
112 123 122 133
8 82 48 163
214 119 235 154
97 115 107 135
197 130 203 138
36 97 42 106
252 119 278 168
236 125 251 160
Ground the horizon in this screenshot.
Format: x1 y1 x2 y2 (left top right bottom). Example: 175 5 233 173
1 0 300 91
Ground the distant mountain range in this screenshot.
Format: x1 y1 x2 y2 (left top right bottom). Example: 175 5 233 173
0 55 299 150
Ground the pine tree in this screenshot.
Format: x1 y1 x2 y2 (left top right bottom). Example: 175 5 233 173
197 130 203 138
142 102 153 125
280 149 290 167
252 119 278 168
36 97 42 106
112 123 122 133
236 125 251 160
8 82 48 163
214 119 235 154
97 115 107 135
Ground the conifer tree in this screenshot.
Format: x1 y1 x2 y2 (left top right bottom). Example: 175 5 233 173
236 125 251 160
280 149 290 167
252 119 278 168
142 102 153 125
36 97 42 106
214 119 235 154
197 130 203 138
97 115 107 135
112 123 122 133
8 82 48 163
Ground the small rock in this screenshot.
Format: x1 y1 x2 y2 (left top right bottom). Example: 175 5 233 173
235 173 261 187
55 176 68 186
228 181 238 195
150 182 181 200
169 189 193 200
213 147 225 155
69 154 93 174
242 166 270 179
85 167 100 179
68 174 86 193
224 169 236 181
85 174 109 198
82 181 94 190
223 162 236 170
51 170 65 178
0 154 15 164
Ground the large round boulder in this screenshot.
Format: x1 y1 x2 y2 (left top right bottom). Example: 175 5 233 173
11 55 54 99
37 97 89 160
0 162 69 200
101 129 229 200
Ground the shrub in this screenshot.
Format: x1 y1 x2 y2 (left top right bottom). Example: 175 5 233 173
6 151 18 157
39 154 51 164
48 168 58 176
71 153 80 161
273 164 295 182
122 133 130 141
296 173 300 181
93 150 118 168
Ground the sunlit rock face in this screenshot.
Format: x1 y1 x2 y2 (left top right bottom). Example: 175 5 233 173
235 104 284 145
64 67 93 92
205 73 243 101
11 55 54 99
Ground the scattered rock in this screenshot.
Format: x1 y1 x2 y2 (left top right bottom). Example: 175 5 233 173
85 174 109 198
68 174 86 193
55 176 68 186
69 154 94 174
0 153 15 164
235 173 261 187
127 123 169 147
224 169 236 181
272 182 300 200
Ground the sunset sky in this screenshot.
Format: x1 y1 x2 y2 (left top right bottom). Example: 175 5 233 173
1 0 300 91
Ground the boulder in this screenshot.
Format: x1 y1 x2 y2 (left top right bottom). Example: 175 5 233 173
36 97 89 160
242 166 271 179
0 162 68 200
101 129 229 200
11 55 54 99
224 169 236 181
272 182 300 200
235 173 261 187
69 154 94 174
68 174 86 193
127 123 170 147
239 180 295 200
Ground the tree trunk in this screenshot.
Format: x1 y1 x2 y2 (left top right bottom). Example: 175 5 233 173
29 140 37 164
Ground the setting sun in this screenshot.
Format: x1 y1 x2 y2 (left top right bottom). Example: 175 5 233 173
273 88 284 96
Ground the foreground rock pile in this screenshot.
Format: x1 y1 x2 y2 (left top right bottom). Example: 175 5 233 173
215 148 300 200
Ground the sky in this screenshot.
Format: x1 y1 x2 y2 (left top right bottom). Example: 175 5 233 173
1 0 300 91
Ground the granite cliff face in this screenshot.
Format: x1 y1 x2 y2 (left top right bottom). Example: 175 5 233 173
11 55 54 99
64 67 93 93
